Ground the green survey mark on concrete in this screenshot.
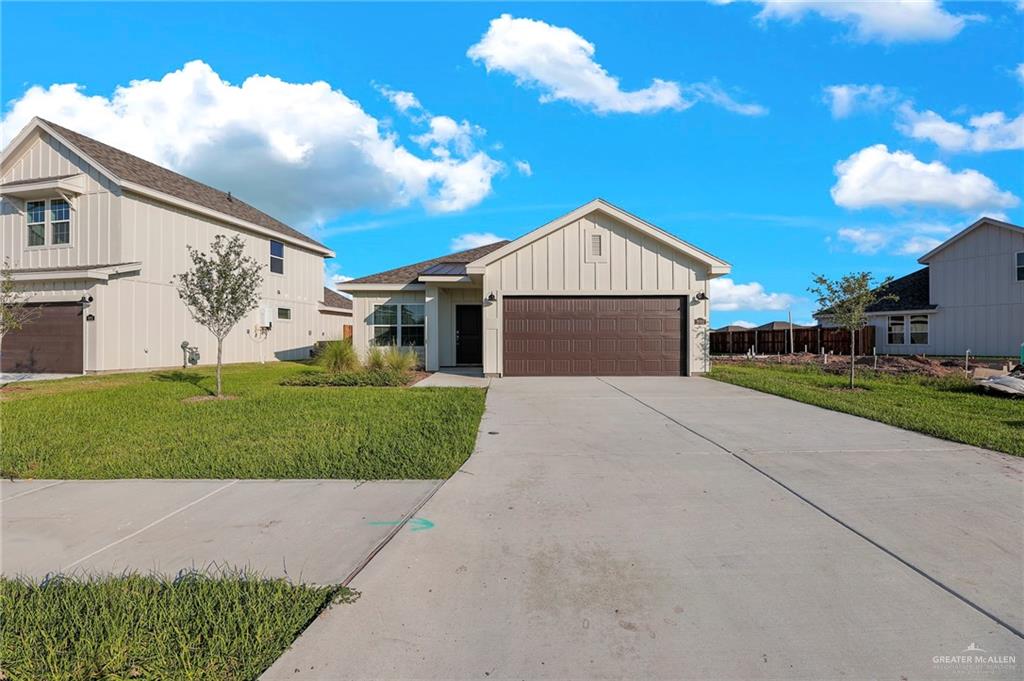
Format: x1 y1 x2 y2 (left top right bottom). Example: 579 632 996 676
368 517 434 532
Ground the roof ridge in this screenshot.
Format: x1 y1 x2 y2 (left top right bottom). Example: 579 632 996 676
344 239 510 285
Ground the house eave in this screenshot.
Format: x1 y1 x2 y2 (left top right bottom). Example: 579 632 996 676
341 282 426 292
9 262 143 282
0 174 87 201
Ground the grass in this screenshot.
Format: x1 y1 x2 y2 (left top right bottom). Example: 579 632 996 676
0 362 486 479
280 368 413 387
0 569 353 681
708 362 1023 456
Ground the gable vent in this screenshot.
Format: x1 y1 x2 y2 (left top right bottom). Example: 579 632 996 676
590 233 603 257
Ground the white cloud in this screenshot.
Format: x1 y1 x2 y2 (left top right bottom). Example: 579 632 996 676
376 84 423 115
896 235 944 255
823 84 900 118
831 144 1019 211
450 232 506 252
323 262 354 292
754 0 978 43
836 221 954 256
1 61 504 226
725 319 757 329
411 116 482 158
837 227 889 254
467 14 765 116
896 104 1024 151
1017 63 1024 85
514 159 532 176
709 278 796 311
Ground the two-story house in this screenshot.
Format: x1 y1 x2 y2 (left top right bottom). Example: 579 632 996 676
816 217 1023 358
0 118 349 374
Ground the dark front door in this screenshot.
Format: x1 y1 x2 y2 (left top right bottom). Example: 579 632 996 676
455 305 483 365
0 303 84 373
502 296 686 376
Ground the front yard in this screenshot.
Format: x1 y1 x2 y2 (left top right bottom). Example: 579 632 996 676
1 570 353 681
0 362 486 479
708 362 1023 456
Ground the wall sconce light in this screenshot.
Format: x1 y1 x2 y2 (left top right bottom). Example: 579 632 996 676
486 292 497 302
694 292 708 301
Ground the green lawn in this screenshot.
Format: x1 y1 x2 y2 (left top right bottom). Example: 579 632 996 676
708 362 1023 456
0 362 486 479
0 570 353 681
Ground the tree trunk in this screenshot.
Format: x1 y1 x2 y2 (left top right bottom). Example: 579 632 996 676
216 337 223 397
849 328 856 388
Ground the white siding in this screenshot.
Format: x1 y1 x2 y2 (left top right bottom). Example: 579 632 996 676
482 211 712 375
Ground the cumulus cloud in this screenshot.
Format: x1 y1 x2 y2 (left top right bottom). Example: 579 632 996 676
450 232 507 252
831 144 1018 211
467 14 765 116
835 221 954 256
709 278 796 311
896 234 944 255
753 0 978 43
514 159 532 176
837 227 889 254
823 84 901 118
1 61 504 226
412 116 483 158
323 262 354 292
896 104 1024 152
376 84 423 115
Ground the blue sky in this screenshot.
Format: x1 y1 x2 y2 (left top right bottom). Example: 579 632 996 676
2 1 1022 326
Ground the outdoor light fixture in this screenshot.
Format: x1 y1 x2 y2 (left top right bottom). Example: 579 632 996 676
486 292 497 302
694 292 708 301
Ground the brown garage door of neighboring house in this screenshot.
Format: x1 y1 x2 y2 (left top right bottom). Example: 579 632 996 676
503 296 686 376
1 303 83 374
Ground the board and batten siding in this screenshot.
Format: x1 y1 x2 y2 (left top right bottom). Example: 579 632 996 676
350 290 427 364
1 132 122 270
925 222 1024 357
481 211 712 375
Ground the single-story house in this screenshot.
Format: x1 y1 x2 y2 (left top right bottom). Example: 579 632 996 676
1 117 346 373
816 216 1023 358
342 199 730 376
754 321 816 331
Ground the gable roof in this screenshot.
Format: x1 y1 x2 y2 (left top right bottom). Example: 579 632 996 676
321 287 353 311
756 321 816 331
344 240 510 285
815 267 934 318
465 198 730 275
2 118 330 255
917 216 1024 263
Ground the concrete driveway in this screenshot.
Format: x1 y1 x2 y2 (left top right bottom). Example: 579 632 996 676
1 479 441 584
266 376 1023 680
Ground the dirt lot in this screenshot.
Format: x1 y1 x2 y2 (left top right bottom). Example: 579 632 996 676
712 352 1015 378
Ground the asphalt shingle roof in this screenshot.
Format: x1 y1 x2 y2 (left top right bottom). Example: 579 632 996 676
321 287 353 311
40 119 327 252
865 267 934 313
345 240 510 285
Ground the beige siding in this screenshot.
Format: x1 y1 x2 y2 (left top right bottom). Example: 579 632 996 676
438 288 484 366
482 211 712 375
1 132 122 269
350 290 427 364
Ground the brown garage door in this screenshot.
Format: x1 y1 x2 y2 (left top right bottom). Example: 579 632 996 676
1 303 83 374
503 296 685 376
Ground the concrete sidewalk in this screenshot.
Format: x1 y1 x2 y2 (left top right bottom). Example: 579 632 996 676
265 376 1023 680
1 479 440 584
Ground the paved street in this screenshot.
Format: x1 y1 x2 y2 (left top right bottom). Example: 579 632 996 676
266 376 1023 680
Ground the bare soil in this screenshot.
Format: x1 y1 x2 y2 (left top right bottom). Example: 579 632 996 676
182 394 239 404
713 352 983 378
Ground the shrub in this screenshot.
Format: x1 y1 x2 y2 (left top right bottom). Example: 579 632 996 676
281 369 410 387
365 345 386 371
317 339 359 374
384 345 420 373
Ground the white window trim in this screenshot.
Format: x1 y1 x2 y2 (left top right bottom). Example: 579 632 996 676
25 197 72 250
887 314 906 345
276 307 292 321
908 314 929 345
583 226 609 264
370 303 425 347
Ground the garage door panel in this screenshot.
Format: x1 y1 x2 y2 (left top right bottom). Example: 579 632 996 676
1 303 83 374
503 296 685 377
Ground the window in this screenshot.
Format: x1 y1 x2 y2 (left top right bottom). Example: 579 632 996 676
26 200 45 246
887 315 905 345
270 240 284 274
909 315 928 345
1017 252 1024 282
590 233 603 257
370 303 425 347
277 307 291 320
50 198 70 244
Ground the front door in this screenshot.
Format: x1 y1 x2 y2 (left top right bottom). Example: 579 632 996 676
455 305 483 365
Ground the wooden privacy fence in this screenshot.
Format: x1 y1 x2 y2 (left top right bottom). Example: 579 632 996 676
709 327 876 356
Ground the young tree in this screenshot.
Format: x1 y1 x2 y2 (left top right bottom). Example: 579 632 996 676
0 259 40 361
809 272 897 388
175 235 263 396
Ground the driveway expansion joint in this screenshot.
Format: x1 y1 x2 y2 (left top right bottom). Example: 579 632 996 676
595 376 1024 641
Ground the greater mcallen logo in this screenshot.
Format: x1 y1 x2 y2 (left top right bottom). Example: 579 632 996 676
933 643 1017 669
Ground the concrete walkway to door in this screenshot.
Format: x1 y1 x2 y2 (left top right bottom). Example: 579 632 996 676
265 377 1023 680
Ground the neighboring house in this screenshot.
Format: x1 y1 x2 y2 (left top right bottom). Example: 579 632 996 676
342 199 730 376
815 217 1023 358
319 287 353 339
714 324 754 333
753 321 816 331
0 117 340 374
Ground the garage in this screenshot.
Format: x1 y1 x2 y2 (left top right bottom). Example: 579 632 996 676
1 303 83 374
502 296 685 376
